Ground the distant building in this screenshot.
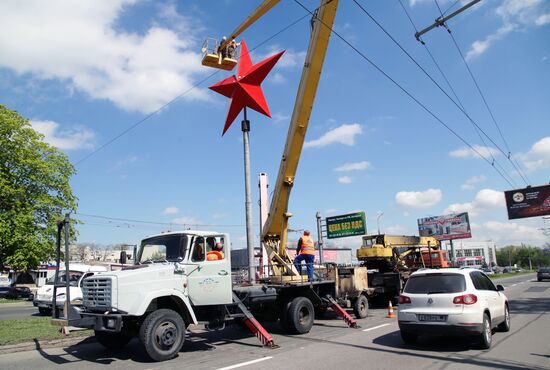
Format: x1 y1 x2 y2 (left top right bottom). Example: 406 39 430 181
443 240 498 268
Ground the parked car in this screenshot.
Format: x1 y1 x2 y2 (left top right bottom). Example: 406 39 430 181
481 268 495 275
537 267 550 281
397 268 510 349
33 264 107 315
0 286 34 300
0 275 11 288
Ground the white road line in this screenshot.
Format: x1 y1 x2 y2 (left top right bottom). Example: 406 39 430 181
216 356 273 370
363 323 391 332
511 284 517 286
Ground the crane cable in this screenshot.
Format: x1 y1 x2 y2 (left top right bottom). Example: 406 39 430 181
354 0 519 188
293 0 514 188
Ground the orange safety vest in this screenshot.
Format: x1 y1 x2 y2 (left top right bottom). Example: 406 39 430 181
299 236 315 255
207 251 224 261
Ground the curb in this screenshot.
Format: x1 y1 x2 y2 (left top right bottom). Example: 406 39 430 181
0 335 94 356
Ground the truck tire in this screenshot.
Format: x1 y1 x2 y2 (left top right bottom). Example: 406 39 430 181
353 295 369 319
279 299 293 333
287 297 314 334
95 330 133 349
139 308 185 362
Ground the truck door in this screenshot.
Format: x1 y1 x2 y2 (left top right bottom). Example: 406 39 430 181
187 236 233 305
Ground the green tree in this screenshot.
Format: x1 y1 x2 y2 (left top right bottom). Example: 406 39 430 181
0 105 77 271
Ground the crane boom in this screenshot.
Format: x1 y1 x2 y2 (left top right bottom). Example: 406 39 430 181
218 0 281 52
262 0 339 272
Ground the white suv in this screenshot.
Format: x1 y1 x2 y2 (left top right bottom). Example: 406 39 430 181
397 268 510 349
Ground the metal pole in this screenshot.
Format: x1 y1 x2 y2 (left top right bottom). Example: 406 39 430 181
415 0 482 41
376 212 384 235
242 107 255 284
316 211 324 264
449 239 455 267
63 213 71 315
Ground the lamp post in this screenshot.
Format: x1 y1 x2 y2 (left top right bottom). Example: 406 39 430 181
376 212 384 235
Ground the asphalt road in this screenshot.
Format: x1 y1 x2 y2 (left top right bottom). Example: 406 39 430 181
0 302 41 320
0 273 548 370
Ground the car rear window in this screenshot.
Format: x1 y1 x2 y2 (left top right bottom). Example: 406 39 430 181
404 273 466 294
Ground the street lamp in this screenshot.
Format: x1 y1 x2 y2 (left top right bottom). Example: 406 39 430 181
376 212 384 235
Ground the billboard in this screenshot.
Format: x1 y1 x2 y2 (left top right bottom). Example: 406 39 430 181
326 212 366 239
504 184 550 220
418 212 471 241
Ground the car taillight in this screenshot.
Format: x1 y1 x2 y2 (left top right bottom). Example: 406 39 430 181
398 295 411 304
453 294 477 305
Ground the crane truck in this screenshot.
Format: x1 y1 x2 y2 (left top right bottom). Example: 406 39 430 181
356 234 450 301
49 0 376 362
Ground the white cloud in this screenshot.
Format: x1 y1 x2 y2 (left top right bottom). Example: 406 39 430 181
443 188 504 217
304 123 362 148
256 46 306 70
472 220 547 246
467 0 550 60
461 175 487 190
384 224 407 235
272 112 290 124
270 72 287 84
212 213 226 220
449 145 500 159
30 119 95 150
395 188 442 209
466 24 515 60
171 216 200 226
519 136 550 172
338 176 353 184
0 1 206 114
162 207 179 215
334 161 371 172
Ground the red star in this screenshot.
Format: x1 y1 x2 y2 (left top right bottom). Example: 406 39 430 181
209 40 285 135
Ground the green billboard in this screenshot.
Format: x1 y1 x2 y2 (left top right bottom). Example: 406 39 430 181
326 212 366 239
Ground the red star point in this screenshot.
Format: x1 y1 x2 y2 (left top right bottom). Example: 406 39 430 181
209 40 285 135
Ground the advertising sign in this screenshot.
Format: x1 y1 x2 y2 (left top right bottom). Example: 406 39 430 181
326 212 366 239
504 184 550 220
418 212 471 241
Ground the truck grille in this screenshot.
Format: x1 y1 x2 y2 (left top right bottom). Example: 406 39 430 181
83 277 112 310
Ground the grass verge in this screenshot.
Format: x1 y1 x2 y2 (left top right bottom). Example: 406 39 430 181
0 317 92 346
0 298 25 304
490 270 535 280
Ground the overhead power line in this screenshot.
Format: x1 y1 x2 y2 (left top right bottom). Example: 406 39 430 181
74 12 311 167
294 0 515 187
432 0 531 186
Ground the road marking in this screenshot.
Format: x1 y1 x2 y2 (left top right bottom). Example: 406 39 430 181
217 356 273 370
511 284 517 286
363 323 391 332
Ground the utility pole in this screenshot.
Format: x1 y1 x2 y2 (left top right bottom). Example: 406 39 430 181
414 0 483 42
242 108 255 284
316 212 324 264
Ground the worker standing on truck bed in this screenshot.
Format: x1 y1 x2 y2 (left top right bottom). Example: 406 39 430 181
294 230 315 281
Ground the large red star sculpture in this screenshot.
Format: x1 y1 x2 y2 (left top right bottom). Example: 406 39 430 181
209 40 285 135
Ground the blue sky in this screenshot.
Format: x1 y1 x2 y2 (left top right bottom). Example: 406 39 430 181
1 0 549 250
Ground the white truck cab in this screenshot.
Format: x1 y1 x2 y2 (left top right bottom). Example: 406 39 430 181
34 264 107 315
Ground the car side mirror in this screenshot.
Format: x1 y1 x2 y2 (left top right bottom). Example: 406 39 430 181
497 284 505 291
120 251 127 264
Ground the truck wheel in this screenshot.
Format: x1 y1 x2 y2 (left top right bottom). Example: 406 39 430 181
279 300 293 333
38 307 52 316
353 295 369 319
139 309 185 362
95 330 133 349
287 297 314 334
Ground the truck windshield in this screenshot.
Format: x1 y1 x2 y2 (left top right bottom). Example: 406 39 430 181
139 234 188 263
46 271 83 287
404 273 466 294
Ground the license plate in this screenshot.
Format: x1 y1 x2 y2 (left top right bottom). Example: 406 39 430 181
417 314 447 322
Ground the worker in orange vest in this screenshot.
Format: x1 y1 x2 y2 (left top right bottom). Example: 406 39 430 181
294 230 315 281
